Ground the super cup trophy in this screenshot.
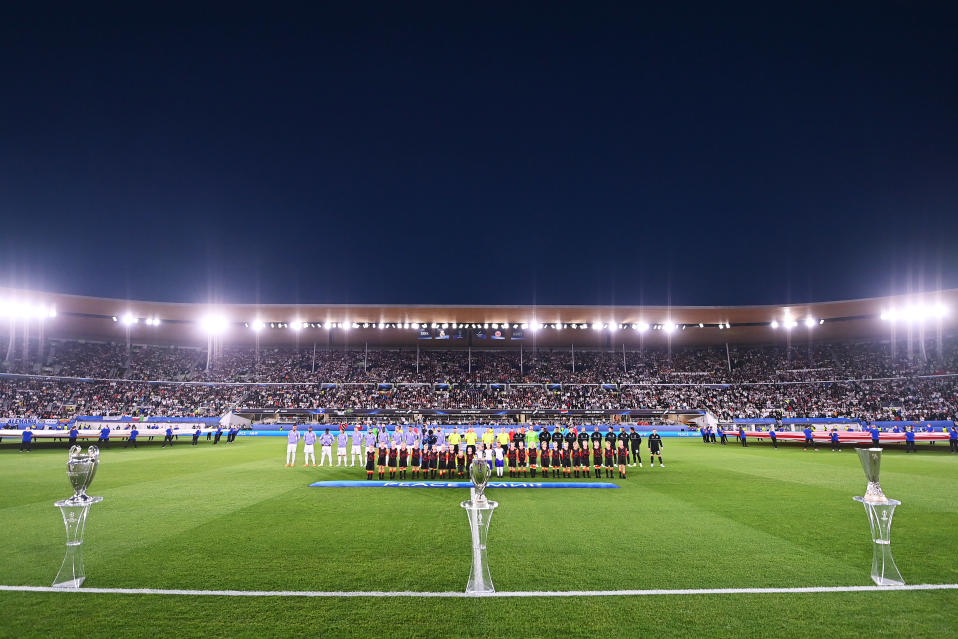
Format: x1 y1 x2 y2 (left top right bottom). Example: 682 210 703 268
53 446 104 588
460 456 498 594
853 448 904 586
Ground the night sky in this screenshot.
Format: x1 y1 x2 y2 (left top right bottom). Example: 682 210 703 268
1 3 957 306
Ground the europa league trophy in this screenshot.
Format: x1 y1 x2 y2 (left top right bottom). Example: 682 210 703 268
52 446 104 588
460 457 498 594
853 448 904 586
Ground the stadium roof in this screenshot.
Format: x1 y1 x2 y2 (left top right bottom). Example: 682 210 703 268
1 286 955 348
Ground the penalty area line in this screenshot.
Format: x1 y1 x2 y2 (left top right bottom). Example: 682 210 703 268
0 584 957 598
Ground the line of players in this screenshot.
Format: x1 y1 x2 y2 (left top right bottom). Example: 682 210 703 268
364 430 665 481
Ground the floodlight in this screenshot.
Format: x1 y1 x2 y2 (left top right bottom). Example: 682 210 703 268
290 321 303 331
662 322 677 333
608 323 617 332
200 315 227 334
121 313 137 326
770 320 779 329
805 317 816 328
251 320 265 332
48 306 57 318
698 323 704 328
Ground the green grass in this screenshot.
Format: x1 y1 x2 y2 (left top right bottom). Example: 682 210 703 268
1 437 956 638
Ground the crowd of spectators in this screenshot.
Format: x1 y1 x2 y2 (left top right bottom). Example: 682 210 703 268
1 337 956 422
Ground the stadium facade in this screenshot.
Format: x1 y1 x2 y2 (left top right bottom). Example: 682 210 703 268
1 285 955 348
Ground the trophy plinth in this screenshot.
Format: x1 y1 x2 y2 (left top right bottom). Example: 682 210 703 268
53 446 103 588
461 458 497 594
853 448 904 586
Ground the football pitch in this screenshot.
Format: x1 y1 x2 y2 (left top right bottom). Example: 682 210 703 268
1 437 956 638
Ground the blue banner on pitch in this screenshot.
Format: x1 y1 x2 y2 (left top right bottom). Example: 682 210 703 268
309 481 618 489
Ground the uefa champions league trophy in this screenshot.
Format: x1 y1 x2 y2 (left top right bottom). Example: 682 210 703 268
52 446 104 588
853 448 904 586
460 457 498 594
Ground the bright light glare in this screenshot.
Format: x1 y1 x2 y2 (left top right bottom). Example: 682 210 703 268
251 320 265 332
663 322 677 333
201 315 228 334
770 320 779 329
121 313 137 326
805 317 816 328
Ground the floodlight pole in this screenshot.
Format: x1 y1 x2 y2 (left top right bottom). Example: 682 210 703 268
571 343 575 374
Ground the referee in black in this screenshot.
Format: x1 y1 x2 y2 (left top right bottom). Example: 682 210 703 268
628 427 642 467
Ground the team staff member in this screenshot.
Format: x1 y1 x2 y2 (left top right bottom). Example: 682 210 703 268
98 425 111 449
628 427 642 467
285 425 300 467
303 427 318 467
161 426 175 448
904 428 917 453
648 429 664 467
20 425 33 452
125 426 139 449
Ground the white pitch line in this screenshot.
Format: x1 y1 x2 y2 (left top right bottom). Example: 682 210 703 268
1 584 957 598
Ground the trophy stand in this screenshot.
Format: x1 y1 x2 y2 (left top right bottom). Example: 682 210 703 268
461 459 498 595
853 448 905 586
852 496 904 586
460 495 498 595
52 496 103 588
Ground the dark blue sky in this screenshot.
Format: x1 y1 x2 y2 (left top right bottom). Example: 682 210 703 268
1 3 956 306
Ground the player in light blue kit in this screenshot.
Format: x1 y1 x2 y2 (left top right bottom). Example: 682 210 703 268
319 429 335 466
285 425 300 467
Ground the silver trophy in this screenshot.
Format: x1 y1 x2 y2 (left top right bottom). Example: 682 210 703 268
66 445 100 504
468 457 492 504
853 448 904 585
856 447 889 503
53 446 104 588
